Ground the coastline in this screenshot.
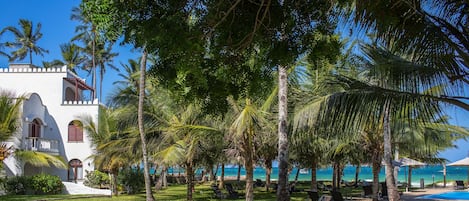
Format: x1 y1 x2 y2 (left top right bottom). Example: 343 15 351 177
172 165 469 185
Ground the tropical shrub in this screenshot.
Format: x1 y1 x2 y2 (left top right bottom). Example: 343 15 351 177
30 173 64 194
84 170 109 188
3 176 31 195
118 168 144 194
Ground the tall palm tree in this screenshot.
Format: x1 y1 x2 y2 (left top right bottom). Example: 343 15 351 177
137 50 155 201
42 43 86 73
94 41 118 100
0 19 48 64
59 43 86 73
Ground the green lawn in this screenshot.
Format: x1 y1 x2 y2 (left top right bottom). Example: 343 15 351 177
0 182 367 201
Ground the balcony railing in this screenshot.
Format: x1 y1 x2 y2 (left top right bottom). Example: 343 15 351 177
23 137 59 154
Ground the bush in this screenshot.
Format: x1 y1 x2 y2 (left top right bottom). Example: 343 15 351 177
30 173 64 194
3 176 31 195
84 170 109 188
118 168 144 194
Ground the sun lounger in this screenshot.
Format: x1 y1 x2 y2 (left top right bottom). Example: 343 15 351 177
306 190 319 201
362 185 373 197
455 180 465 190
225 183 240 198
211 185 226 199
254 179 265 187
318 195 332 201
331 190 344 201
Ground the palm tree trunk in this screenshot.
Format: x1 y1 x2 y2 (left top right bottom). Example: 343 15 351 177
245 156 254 201
277 64 290 201
372 158 381 201
265 160 272 191
354 165 360 186
92 28 97 100
237 163 241 183
219 163 225 189
383 100 399 201
111 170 118 196
163 166 168 188
100 71 104 101
138 49 155 201
332 162 337 190
408 166 412 189
311 161 317 191
29 49 33 65
294 168 300 184
186 163 194 201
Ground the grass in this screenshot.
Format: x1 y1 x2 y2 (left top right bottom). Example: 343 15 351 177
0 182 368 201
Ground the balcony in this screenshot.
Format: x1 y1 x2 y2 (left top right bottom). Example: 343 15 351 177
23 137 59 155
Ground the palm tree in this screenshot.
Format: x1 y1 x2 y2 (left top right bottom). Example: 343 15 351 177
228 98 267 201
79 105 125 195
94 41 118 100
0 90 22 166
346 3 469 199
71 6 97 99
42 43 86 73
59 43 86 73
158 103 220 201
0 19 48 64
137 50 155 201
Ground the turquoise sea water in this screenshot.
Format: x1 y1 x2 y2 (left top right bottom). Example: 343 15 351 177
167 165 469 186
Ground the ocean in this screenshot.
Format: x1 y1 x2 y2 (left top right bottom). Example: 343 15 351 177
167 165 469 186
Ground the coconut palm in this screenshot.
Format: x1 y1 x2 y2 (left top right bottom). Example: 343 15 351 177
0 19 48 64
351 0 468 85
346 3 469 199
152 101 221 201
42 43 86 73
94 41 118 100
79 105 128 195
227 98 267 201
71 6 98 99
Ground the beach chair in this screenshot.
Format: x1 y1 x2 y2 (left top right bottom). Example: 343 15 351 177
318 195 332 201
211 185 226 199
362 185 373 197
254 179 265 187
455 180 465 190
225 183 240 198
380 182 388 199
331 190 344 201
270 183 278 193
306 190 319 201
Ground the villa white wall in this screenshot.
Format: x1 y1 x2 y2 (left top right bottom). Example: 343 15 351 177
0 65 98 180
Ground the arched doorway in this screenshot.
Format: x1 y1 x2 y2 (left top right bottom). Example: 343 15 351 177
28 118 42 150
29 118 41 138
68 159 83 182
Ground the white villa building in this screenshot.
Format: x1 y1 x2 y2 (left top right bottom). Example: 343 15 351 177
0 64 99 181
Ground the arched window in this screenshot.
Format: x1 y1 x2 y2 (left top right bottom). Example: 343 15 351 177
68 120 83 142
65 87 75 101
29 119 41 138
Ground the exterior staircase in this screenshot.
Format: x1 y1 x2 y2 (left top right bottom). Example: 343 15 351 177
62 181 111 195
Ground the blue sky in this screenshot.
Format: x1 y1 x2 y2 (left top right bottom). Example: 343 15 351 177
1 0 468 162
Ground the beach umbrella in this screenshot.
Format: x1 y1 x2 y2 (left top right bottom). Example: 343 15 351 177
398 157 426 190
448 157 469 185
